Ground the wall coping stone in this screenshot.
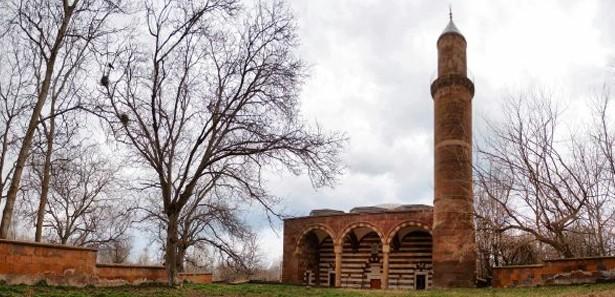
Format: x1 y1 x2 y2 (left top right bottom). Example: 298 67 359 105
96 263 165 269
0 239 97 252
494 255 615 269
493 264 544 269
544 255 615 262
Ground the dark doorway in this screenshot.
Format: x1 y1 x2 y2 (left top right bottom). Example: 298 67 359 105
415 274 426 290
370 279 381 289
328 273 335 287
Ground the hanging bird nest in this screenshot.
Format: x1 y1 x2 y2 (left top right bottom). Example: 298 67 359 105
119 113 129 126
100 75 109 87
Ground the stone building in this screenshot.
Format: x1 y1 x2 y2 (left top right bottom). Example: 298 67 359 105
281 15 476 290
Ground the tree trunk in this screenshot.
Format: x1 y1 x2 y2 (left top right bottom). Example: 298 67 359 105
0 6 74 239
559 243 575 259
35 103 56 242
0 78 52 238
176 244 187 273
597 222 606 256
165 210 179 287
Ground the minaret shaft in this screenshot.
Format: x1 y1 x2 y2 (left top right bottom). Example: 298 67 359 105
431 26 476 288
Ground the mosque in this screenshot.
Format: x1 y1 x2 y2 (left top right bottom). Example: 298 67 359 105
281 14 476 290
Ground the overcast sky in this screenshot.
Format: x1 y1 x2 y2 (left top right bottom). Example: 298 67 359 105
251 0 615 265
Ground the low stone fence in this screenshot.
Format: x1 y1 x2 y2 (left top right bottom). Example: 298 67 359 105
493 256 615 288
0 239 212 286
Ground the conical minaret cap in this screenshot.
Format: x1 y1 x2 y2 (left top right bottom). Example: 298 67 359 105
442 19 461 35
439 8 464 39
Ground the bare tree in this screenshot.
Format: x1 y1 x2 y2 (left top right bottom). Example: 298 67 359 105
99 0 343 285
475 94 597 258
0 14 37 234
183 243 215 273
475 177 541 280
213 234 263 282
585 92 615 256
475 87 615 274
140 178 260 273
0 0 125 238
175 194 254 273
39 145 132 247
26 107 84 243
97 237 133 264
474 179 512 278
136 246 153 265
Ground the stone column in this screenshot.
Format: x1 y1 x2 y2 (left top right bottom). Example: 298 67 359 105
334 244 342 287
382 244 390 289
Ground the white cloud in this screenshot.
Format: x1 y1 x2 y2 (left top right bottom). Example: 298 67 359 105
251 0 615 264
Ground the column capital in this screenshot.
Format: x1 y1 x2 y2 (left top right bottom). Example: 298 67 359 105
334 244 343 254
382 244 390 254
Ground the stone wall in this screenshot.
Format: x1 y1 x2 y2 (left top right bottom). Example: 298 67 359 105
493 256 615 288
0 239 212 286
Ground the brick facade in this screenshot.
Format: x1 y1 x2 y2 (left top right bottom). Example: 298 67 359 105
282 208 433 289
281 17 477 290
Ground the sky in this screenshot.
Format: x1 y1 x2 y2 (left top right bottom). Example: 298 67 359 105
251 0 615 266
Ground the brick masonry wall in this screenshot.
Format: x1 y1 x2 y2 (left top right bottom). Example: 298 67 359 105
493 257 615 288
96 264 167 286
0 239 212 286
431 30 476 288
282 209 433 284
0 239 97 286
179 273 213 284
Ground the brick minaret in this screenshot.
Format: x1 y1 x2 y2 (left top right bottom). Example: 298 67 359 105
430 13 476 288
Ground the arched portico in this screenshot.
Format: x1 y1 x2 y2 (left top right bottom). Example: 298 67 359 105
336 222 385 289
295 224 336 287
385 221 433 290
281 206 434 287
336 222 385 247
295 224 336 254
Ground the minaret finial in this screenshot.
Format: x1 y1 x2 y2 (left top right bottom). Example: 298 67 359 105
440 4 462 36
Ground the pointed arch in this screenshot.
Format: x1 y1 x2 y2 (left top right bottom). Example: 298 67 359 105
386 221 432 246
295 223 336 254
336 222 385 246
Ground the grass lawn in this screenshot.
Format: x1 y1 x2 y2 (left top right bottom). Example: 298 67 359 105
1 283 615 297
